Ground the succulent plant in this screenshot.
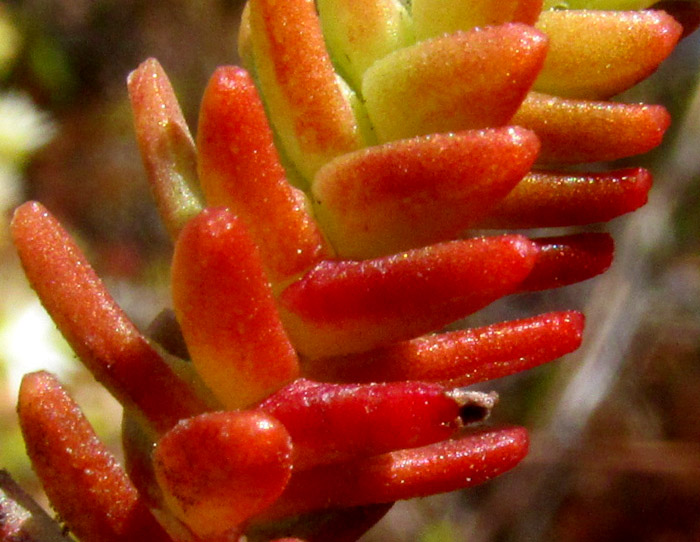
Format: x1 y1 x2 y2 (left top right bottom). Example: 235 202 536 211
5 0 698 541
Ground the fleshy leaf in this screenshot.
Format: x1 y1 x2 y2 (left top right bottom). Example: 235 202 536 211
279 235 538 358
11 202 210 435
479 168 652 228
17 372 173 542
312 127 539 259
521 233 615 291
413 0 543 40
154 411 293 539
247 0 365 181
171 207 300 409
304 311 584 384
513 92 670 164
127 58 203 240
257 426 529 520
362 23 548 142
257 379 467 469
533 10 682 99
197 65 330 283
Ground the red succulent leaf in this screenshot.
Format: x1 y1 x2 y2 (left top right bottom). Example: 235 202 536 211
197 65 330 283
11 202 209 434
304 311 584 385
279 235 539 358
153 411 293 540
521 233 615 292
479 168 652 229
312 127 539 258
172 207 300 409
257 379 469 469
17 372 173 542
513 93 670 165
257 426 529 521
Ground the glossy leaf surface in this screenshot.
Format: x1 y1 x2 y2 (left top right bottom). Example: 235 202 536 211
257 379 464 468
172 208 299 409
312 127 539 258
197 66 330 282
11 202 209 434
18 372 172 542
480 168 652 229
304 311 584 384
279 235 538 357
534 10 682 98
154 411 293 538
362 24 548 142
513 92 670 164
259 426 529 520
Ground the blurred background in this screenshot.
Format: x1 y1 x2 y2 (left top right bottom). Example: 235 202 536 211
1 1 700 540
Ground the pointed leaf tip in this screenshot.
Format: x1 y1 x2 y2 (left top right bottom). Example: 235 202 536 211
280 235 539 358
128 57 203 239
312 127 540 258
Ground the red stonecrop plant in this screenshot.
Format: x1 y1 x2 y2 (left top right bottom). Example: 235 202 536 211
6 0 698 541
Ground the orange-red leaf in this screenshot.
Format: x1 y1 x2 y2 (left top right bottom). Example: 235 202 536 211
18 372 173 542
312 127 539 258
154 411 293 539
304 311 584 384
11 202 209 434
513 92 670 164
279 235 538 358
197 66 330 282
521 233 615 292
257 379 464 469
479 168 652 229
258 426 529 520
172 207 299 409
